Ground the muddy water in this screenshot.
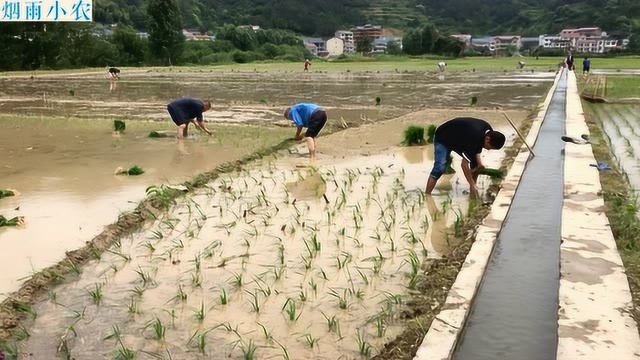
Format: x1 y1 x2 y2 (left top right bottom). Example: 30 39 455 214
455 72 567 360
0 70 553 123
0 117 291 299
590 103 640 202
18 138 511 359
9 104 523 358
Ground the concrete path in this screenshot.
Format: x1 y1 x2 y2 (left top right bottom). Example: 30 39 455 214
557 71 640 359
414 69 640 360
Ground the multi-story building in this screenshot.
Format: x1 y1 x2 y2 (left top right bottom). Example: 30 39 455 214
305 42 318 56
335 30 354 44
304 37 326 52
489 36 521 53
350 24 383 42
538 34 572 49
372 36 402 54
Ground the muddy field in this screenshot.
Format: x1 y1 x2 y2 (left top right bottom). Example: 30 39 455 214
587 103 640 197
7 109 526 359
0 70 553 124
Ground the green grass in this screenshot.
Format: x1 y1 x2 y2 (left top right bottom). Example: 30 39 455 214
604 76 640 100
0 189 15 199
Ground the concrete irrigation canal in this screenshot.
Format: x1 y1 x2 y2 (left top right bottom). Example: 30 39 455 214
414 70 640 360
453 68 567 360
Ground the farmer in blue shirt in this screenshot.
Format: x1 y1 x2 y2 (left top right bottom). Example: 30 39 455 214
582 57 591 74
283 103 328 160
167 97 213 139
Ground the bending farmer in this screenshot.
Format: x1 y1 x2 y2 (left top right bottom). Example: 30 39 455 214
425 117 506 198
284 103 328 160
167 97 213 139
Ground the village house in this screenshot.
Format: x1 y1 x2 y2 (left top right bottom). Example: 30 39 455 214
304 37 326 52
182 29 213 41
335 30 354 44
489 35 521 53
326 37 344 56
372 36 402 54
305 42 318 56
350 24 383 43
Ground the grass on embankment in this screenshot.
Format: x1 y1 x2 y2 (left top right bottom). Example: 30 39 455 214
583 105 640 323
605 76 640 100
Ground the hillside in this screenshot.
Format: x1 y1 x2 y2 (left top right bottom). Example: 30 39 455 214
94 0 640 36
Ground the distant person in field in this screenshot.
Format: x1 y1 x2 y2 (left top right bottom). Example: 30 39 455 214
108 67 120 80
166 97 213 139
425 117 506 198
518 60 526 69
438 61 447 72
582 57 591 74
304 59 311 72
283 103 328 160
566 54 575 71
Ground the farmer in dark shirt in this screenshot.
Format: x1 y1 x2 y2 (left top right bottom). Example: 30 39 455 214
108 67 120 80
425 117 506 198
167 97 213 139
582 57 591 74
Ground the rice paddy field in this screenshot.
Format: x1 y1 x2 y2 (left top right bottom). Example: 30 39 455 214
0 62 551 359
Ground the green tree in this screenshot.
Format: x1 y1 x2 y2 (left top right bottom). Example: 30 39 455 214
356 36 373 55
146 0 185 65
386 40 402 55
402 28 423 55
421 23 438 54
111 25 147 65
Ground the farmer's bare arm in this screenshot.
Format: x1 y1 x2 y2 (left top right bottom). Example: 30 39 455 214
462 159 479 197
195 120 213 135
294 126 304 140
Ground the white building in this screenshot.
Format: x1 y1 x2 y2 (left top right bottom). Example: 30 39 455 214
326 37 344 56
335 30 354 44
538 34 571 49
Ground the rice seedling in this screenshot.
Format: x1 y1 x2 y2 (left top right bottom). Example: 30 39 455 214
13 301 37 319
188 329 213 354
103 324 122 343
14 324 30 341
131 285 146 297
383 292 403 305
232 273 244 288
169 285 188 303
240 339 258 360
453 209 465 237
126 297 139 315
357 269 370 285
191 271 203 288
375 316 386 337
328 288 350 310
87 283 104 305
115 338 136 360
303 334 319 349
134 267 155 286
402 226 420 244
247 290 262 313
272 266 286 281
115 165 145 176
257 322 274 342
299 288 308 302
356 330 372 356
193 302 206 322
301 254 313 270
282 298 302 322
144 318 167 342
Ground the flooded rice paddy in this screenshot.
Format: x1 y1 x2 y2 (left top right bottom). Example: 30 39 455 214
0 69 553 124
588 103 640 197
0 66 537 359
17 129 513 359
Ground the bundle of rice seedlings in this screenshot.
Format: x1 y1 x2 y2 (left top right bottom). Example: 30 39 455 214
114 119 126 133
476 167 504 179
0 215 24 227
115 166 145 176
149 131 171 138
426 125 437 144
401 125 426 146
375 97 381 106
0 189 15 199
